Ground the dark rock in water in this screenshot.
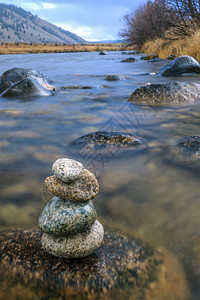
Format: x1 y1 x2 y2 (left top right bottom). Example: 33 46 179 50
128 82 200 104
159 55 200 76
105 75 121 81
62 85 94 90
0 229 189 300
179 136 200 151
147 58 168 63
0 68 54 94
140 53 158 60
167 54 176 60
164 136 200 171
173 136 200 161
72 131 142 146
99 51 106 55
0 78 52 98
71 131 145 162
121 57 136 63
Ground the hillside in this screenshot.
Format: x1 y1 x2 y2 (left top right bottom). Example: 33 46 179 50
0 4 86 44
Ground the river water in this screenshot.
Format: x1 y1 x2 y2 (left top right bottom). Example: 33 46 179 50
0 51 200 299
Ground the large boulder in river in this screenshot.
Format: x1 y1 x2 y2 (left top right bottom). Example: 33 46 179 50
128 82 200 104
0 229 189 300
0 68 55 94
1 78 52 98
159 55 200 76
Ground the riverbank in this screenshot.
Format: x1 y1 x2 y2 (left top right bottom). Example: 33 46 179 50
141 29 200 61
0 42 134 55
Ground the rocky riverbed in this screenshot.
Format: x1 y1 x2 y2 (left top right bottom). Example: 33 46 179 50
0 51 200 299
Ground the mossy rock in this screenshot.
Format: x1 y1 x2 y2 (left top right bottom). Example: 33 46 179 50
0 229 189 300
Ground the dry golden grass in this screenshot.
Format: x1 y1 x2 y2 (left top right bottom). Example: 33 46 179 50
0 42 135 55
141 29 200 61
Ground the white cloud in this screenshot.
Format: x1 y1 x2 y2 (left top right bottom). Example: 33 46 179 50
55 21 116 41
18 1 56 11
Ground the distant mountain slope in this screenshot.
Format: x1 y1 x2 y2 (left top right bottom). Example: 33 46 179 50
0 4 86 44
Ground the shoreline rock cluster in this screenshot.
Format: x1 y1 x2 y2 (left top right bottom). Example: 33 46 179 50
38 158 104 258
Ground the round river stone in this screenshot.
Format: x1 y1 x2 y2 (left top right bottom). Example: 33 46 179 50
45 169 99 201
0 229 189 300
52 158 84 183
38 196 96 235
41 220 104 258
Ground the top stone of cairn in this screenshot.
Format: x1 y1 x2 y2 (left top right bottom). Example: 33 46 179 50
52 158 84 183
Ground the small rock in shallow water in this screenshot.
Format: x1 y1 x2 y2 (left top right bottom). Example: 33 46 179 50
140 53 158 60
121 57 136 63
38 196 96 235
105 75 121 81
41 220 104 258
52 158 84 183
72 131 142 146
45 169 99 201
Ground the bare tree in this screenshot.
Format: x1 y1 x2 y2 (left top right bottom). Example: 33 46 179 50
119 0 176 47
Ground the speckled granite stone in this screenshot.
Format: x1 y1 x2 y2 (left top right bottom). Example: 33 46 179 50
41 220 104 258
38 196 96 235
45 169 99 201
52 158 84 183
0 229 189 300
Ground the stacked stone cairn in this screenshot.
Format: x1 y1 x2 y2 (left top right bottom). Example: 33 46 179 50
38 158 104 258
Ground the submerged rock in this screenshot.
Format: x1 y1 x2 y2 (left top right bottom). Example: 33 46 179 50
159 55 200 76
72 131 142 146
0 67 55 94
140 53 158 60
38 197 96 235
128 82 200 104
71 131 145 161
121 57 136 63
0 229 189 300
42 220 104 258
0 78 52 98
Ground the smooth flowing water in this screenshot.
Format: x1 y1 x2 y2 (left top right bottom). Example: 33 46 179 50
0 51 200 299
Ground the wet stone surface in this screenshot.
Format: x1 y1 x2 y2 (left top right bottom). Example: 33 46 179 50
38 196 96 235
0 78 52 98
159 55 200 76
45 169 99 201
72 131 143 146
128 82 200 104
0 228 189 300
41 220 104 258
0 67 54 94
52 158 84 183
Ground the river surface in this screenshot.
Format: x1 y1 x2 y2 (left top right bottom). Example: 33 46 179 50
0 51 200 299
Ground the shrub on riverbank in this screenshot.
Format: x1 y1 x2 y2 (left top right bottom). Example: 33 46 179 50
141 29 200 61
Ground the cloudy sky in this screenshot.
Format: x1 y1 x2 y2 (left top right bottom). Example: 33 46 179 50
0 0 146 41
